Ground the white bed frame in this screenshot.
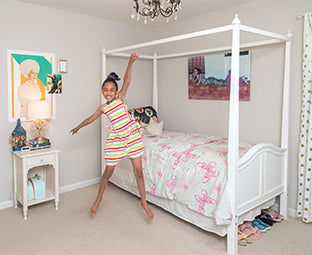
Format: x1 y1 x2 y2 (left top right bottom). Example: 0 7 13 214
100 15 292 255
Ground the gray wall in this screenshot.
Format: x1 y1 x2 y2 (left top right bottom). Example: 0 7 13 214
153 0 311 214
0 0 153 206
1 0 311 216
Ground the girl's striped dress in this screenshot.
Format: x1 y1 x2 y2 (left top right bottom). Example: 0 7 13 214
103 98 144 166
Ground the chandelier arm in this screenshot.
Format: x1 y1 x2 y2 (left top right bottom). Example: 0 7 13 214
133 0 181 20
159 6 173 18
133 0 139 13
139 7 156 17
142 0 151 5
173 2 180 11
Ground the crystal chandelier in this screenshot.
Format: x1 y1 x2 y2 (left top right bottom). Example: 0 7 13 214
131 0 182 24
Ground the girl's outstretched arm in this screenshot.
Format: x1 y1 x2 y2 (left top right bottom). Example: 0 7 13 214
118 53 139 104
70 105 103 135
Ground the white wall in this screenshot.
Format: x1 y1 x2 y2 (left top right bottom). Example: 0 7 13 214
0 0 153 206
153 0 311 214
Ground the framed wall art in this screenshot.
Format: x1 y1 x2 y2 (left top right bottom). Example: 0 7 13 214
7 50 56 122
47 74 62 94
188 50 250 101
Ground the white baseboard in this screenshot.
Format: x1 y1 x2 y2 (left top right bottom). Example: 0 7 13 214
59 177 101 194
0 177 101 210
288 207 296 218
0 201 13 210
1 178 297 218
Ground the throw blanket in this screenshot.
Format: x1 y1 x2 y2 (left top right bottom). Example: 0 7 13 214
142 131 254 225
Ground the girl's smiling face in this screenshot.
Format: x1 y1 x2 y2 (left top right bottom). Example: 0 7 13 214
102 81 118 104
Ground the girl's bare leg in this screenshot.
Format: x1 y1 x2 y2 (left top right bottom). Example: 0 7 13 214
90 165 115 215
131 157 154 220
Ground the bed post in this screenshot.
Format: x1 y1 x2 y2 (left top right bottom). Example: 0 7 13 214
280 30 292 220
227 14 241 255
101 47 106 101
101 47 108 175
153 52 158 111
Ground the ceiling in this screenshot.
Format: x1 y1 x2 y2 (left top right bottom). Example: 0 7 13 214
18 0 254 26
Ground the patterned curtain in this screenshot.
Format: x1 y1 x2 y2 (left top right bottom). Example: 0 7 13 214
297 12 312 223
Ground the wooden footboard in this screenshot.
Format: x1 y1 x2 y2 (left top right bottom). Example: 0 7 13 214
226 143 287 254
237 143 287 216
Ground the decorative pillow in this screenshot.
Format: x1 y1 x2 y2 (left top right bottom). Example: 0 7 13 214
128 106 159 124
141 120 164 137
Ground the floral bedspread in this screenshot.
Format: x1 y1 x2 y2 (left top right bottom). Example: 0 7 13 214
142 131 254 225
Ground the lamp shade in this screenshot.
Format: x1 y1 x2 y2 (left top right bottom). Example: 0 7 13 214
27 100 51 119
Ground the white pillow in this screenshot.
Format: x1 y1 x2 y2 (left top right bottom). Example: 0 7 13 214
142 120 163 137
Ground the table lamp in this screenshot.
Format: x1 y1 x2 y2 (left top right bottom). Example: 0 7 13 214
26 100 51 147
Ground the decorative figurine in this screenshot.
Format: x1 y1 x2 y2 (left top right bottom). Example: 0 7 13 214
9 118 27 151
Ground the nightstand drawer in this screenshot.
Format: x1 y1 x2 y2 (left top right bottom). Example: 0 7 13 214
27 154 55 167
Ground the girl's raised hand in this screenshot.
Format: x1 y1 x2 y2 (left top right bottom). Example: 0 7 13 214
129 53 139 63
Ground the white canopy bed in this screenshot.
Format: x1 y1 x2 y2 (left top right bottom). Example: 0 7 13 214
100 15 292 255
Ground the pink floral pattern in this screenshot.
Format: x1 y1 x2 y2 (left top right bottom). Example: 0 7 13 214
171 149 200 170
197 162 219 183
142 131 254 225
166 175 176 196
195 189 217 214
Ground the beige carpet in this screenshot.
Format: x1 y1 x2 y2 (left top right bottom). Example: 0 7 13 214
0 183 311 255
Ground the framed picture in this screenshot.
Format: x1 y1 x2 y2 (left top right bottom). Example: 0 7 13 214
188 51 250 101
47 74 62 94
7 50 56 122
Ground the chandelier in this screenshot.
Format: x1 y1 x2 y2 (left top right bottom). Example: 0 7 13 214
131 0 182 24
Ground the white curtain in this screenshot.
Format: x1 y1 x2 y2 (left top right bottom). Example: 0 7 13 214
297 12 312 223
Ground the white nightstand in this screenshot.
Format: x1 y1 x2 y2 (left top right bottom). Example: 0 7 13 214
12 148 59 219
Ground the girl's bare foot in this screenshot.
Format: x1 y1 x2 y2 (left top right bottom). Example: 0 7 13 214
141 203 154 220
90 199 101 215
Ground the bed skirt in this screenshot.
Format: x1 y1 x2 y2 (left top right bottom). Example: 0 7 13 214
109 159 275 237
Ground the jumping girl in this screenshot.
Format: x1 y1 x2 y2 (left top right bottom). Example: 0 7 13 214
70 54 154 220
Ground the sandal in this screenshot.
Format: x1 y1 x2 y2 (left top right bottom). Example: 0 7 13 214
238 226 253 244
260 210 277 223
239 221 253 230
256 214 274 226
263 209 284 222
248 227 262 241
238 231 248 246
252 219 267 232
256 218 271 230
239 222 261 241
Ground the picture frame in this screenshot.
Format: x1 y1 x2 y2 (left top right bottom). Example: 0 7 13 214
7 49 56 122
47 74 62 94
58 59 68 73
188 51 250 101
